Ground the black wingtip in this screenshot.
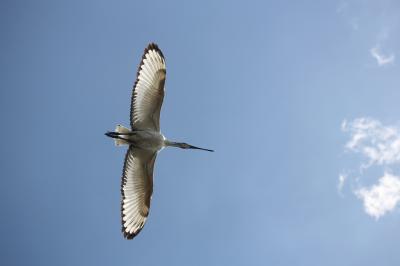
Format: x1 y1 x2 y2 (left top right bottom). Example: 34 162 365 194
145 42 165 59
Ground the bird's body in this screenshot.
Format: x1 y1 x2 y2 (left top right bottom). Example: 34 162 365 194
106 43 213 239
109 127 165 151
132 130 165 151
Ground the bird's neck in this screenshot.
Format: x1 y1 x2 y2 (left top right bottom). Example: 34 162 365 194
164 139 183 148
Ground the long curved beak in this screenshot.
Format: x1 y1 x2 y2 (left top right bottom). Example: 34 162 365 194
188 144 214 152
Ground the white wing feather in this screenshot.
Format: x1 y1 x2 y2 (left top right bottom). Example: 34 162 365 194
130 43 166 131
121 147 156 239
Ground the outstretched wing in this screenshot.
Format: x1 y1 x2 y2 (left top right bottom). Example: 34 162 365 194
130 43 166 131
121 146 157 239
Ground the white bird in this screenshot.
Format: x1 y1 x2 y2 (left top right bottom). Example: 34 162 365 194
106 43 213 239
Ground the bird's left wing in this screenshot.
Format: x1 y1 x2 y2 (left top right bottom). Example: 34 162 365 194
130 43 166 131
121 146 157 239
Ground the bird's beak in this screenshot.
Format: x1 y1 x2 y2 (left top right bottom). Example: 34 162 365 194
187 144 214 152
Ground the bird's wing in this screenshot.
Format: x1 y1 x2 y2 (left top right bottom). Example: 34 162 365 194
121 146 157 239
130 43 166 131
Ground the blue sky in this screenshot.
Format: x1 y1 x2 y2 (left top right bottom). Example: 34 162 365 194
1 1 400 265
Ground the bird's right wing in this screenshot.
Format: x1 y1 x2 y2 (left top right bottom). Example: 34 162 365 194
121 146 157 239
130 43 166 131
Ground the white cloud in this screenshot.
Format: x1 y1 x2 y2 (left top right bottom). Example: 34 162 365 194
338 173 347 193
336 2 397 66
342 118 400 167
341 118 400 218
370 46 395 66
355 173 400 219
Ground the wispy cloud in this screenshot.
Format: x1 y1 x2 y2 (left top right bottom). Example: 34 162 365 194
338 173 347 194
350 17 359 31
342 118 400 167
336 2 348 14
370 27 396 66
336 2 398 66
336 2 359 31
370 46 395 66
341 118 400 219
355 172 400 219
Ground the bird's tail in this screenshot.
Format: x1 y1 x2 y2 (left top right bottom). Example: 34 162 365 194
105 125 131 146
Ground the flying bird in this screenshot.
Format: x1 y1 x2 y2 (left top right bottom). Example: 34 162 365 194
105 43 213 239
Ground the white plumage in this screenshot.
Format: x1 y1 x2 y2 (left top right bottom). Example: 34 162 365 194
106 43 213 239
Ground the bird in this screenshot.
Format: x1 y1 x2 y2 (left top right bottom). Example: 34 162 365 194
105 43 213 239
